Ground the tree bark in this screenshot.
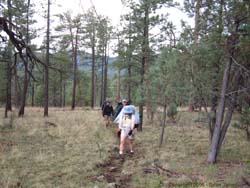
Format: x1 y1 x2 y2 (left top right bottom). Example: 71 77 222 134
5 0 13 117
91 31 96 108
31 81 34 107
209 0 224 142
217 69 241 152
19 0 31 117
103 41 108 102
116 68 121 102
44 0 50 116
188 0 201 112
13 64 20 107
138 0 149 131
100 47 105 106
71 29 78 110
159 101 167 147
207 58 232 163
207 26 239 163
59 72 63 107
18 63 29 116
63 81 66 107
194 0 201 44
127 17 132 101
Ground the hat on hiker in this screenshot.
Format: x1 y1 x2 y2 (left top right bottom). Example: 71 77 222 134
122 99 127 103
123 105 134 114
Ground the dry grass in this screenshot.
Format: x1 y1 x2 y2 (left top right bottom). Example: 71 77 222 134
0 108 249 188
132 111 250 188
0 107 115 188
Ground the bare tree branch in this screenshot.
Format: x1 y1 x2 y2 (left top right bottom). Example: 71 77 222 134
0 17 63 74
231 56 250 75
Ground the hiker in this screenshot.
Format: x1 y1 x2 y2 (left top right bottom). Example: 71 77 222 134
114 99 128 123
102 101 114 127
112 100 122 120
101 100 107 112
117 105 137 155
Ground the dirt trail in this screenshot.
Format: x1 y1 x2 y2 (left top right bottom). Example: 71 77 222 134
96 130 142 188
97 152 133 187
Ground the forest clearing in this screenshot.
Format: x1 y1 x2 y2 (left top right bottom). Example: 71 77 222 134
1 0 250 187
0 107 249 188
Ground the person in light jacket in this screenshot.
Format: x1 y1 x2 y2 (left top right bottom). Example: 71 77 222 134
118 105 137 155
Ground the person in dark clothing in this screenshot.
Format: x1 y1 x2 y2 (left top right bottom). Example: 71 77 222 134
114 99 128 119
101 100 107 111
114 101 122 119
102 101 114 127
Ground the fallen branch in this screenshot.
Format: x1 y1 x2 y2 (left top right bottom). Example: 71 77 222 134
45 121 57 127
143 163 181 177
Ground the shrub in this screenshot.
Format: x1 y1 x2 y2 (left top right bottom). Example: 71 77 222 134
167 103 177 121
239 107 250 140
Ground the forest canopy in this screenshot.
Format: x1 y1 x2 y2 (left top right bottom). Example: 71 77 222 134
0 0 250 164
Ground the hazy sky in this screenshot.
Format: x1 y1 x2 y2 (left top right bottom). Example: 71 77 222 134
51 0 124 26
33 0 193 53
48 0 192 27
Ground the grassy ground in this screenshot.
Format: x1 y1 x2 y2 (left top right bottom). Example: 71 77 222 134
0 108 249 188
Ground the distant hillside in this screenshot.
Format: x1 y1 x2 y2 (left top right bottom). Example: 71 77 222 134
77 52 117 76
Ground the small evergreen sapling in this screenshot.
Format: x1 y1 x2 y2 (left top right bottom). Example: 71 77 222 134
167 103 177 123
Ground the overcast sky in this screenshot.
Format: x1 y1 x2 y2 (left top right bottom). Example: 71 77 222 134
34 0 192 27
33 0 193 54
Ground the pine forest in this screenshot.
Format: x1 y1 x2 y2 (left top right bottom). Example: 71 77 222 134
0 0 250 187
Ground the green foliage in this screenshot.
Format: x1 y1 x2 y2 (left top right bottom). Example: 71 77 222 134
239 107 250 140
34 84 44 106
147 48 190 107
240 107 250 123
167 103 177 120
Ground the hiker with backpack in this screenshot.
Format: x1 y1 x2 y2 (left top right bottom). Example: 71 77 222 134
114 99 128 120
102 101 114 127
117 105 139 155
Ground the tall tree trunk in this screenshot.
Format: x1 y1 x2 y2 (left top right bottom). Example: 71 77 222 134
103 41 108 102
207 59 232 163
194 0 201 44
44 0 50 116
59 72 63 107
5 58 12 118
159 100 167 147
19 0 31 117
116 68 121 102
13 64 20 107
209 0 224 142
127 17 132 101
31 81 34 107
63 81 66 107
138 58 145 131
188 0 201 112
100 49 105 106
71 31 78 110
18 63 29 116
217 69 241 152
138 1 149 131
91 33 96 108
127 63 131 101
207 23 239 163
5 0 13 117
